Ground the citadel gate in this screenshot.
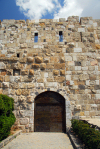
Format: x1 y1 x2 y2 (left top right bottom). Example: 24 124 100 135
34 91 66 132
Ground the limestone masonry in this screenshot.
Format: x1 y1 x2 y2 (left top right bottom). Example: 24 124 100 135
0 16 100 132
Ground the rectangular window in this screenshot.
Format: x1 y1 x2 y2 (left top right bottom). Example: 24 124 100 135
59 31 63 42
13 69 20 76
34 33 38 42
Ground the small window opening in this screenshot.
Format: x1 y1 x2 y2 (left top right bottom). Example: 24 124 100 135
43 28 45 30
44 39 46 42
13 69 20 76
51 27 54 30
34 33 38 42
59 31 63 42
80 32 82 42
65 42 67 45
17 53 20 57
27 28 30 31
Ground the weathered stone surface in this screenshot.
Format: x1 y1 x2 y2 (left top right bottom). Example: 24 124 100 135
27 96 34 103
96 44 100 49
16 89 22 96
91 60 98 66
60 57 65 63
78 85 85 90
0 76 4 82
22 89 30 96
18 96 26 102
0 17 100 132
53 70 59 75
40 63 46 70
22 76 33 82
32 63 40 69
29 69 34 75
20 118 29 125
21 70 28 75
74 105 81 111
27 57 34 63
2 82 9 88
35 56 43 63
74 48 82 52
0 62 6 69
54 63 65 69
68 61 74 66
60 70 65 76
54 76 65 83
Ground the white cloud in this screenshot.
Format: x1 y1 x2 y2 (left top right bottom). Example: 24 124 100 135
54 0 100 19
54 0 83 19
16 0 61 19
16 0 100 20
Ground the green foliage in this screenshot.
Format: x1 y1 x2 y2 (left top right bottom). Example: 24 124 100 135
0 94 16 141
71 119 100 149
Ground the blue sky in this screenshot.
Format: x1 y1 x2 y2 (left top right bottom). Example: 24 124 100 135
0 0 100 21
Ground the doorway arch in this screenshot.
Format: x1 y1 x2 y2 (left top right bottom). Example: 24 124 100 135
34 91 66 132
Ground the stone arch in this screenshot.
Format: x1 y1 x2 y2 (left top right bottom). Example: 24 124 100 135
34 90 71 132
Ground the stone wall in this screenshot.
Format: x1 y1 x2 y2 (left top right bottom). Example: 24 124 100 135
0 16 100 132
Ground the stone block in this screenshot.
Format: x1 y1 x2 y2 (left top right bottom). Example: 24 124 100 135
75 66 81 71
54 63 65 69
29 69 34 75
54 76 65 83
0 76 4 82
35 56 43 63
78 28 85 32
22 89 30 96
60 57 65 63
46 63 54 69
90 74 96 80
47 78 54 82
27 96 34 103
21 70 28 75
27 57 34 63
60 70 65 76
66 75 71 80
78 85 85 90
65 56 72 61
59 18 66 22
40 63 46 70
20 118 29 125
16 89 22 96
91 60 98 66
2 82 9 88
0 62 6 69
66 81 70 85
79 74 89 80
0 89 3 94
50 57 59 63
25 110 34 117
18 96 26 102
96 44 100 49
22 76 33 82
44 58 49 63
74 105 81 111
32 63 40 69
68 61 74 66
45 82 58 87
53 70 59 75
74 48 82 52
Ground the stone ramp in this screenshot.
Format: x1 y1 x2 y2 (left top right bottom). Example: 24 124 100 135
3 132 73 149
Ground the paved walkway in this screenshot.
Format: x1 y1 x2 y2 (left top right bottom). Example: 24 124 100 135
3 132 73 149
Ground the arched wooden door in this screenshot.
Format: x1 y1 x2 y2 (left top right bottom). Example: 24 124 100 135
34 91 66 132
